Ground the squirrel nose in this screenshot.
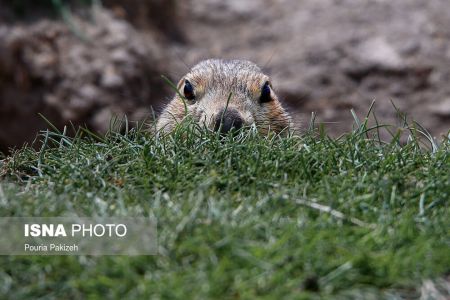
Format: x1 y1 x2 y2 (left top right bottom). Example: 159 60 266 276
214 108 244 134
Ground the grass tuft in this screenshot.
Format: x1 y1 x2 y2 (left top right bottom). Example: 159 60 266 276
0 112 448 299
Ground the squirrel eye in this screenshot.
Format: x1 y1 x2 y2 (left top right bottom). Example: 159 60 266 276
183 80 195 100
260 81 272 103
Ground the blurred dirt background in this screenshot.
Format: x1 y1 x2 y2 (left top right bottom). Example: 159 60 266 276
1 0 449 153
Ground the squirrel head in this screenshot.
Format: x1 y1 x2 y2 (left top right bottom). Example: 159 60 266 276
159 59 292 135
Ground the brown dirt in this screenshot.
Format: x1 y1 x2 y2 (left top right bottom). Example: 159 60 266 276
1 0 449 152
0 5 172 153
173 0 450 138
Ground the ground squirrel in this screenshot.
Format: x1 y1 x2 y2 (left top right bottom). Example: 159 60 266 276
157 59 293 135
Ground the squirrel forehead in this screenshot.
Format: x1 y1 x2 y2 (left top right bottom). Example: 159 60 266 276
184 59 269 92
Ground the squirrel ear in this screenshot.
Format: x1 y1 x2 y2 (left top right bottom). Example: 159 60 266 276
260 81 272 103
176 78 185 90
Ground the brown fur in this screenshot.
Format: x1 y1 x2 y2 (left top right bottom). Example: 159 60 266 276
157 59 293 134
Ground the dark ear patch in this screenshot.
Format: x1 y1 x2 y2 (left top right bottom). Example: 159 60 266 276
184 80 195 100
260 81 272 103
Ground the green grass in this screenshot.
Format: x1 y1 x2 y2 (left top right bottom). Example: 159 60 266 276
0 114 449 299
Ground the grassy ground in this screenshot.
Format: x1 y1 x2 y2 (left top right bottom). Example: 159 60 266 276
0 114 449 299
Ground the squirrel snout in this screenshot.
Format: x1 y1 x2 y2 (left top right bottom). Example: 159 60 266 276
214 108 244 134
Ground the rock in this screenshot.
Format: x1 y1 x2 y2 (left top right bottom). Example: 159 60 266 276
101 65 123 88
353 37 406 71
430 98 450 117
78 84 100 101
110 49 130 64
92 107 114 132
